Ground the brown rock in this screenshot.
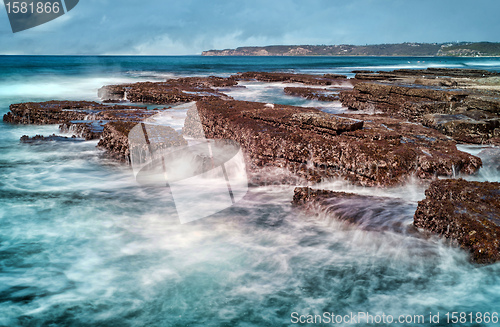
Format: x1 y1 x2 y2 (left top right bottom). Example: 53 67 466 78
59 122 103 140
20 134 77 143
422 114 500 144
98 76 236 104
339 79 500 145
3 100 159 142
97 122 137 161
98 122 187 162
184 99 481 186
3 101 100 124
323 73 348 79
235 71 351 86
3 101 147 125
414 179 500 264
283 87 342 101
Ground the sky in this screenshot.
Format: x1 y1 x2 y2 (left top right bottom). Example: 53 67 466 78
1 0 499 55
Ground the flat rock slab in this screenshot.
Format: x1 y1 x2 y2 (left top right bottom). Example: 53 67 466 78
414 178 500 264
20 134 82 143
235 71 349 85
3 101 147 125
283 86 345 101
3 100 150 125
98 76 236 104
3 100 159 141
184 99 481 186
354 68 500 80
339 69 500 145
97 121 187 162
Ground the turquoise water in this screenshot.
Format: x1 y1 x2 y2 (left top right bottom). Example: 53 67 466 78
1 56 500 326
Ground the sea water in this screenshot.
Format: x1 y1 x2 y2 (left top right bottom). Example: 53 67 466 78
1 56 500 326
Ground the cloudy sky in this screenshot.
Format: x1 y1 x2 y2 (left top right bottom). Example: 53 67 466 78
1 0 499 55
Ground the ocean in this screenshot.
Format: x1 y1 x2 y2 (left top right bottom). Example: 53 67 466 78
1 55 500 326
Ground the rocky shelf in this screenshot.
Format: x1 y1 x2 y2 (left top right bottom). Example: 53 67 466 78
338 68 500 145
184 98 480 186
293 184 500 264
283 87 343 101
3 69 499 263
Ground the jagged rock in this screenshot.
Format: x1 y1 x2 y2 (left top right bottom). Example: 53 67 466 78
97 122 137 161
4 101 99 124
184 99 481 186
392 68 500 78
98 72 352 105
352 70 375 74
240 108 364 136
414 179 500 264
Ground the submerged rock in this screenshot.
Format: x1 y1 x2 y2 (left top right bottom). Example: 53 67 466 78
292 187 414 233
414 178 500 264
20 134 80 143
184 99 481 186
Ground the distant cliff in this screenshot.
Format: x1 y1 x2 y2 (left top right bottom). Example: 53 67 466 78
202 42 500 57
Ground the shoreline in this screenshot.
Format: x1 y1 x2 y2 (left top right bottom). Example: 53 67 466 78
1 54 500 58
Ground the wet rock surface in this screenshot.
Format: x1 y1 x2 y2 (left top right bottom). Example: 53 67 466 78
97 121 187 162
414 179 500 264
3 100 159 144
235 71 349 85
4 101 118 124
20 134 81 143
339 68 500 145
184 98 481 186
283 87 343 101
354 68 500 80
97 122 138 161
98 76 236 104
98 73 353 105
292 187 415 233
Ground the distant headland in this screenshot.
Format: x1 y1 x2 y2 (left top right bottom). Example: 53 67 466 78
202 42 500 57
